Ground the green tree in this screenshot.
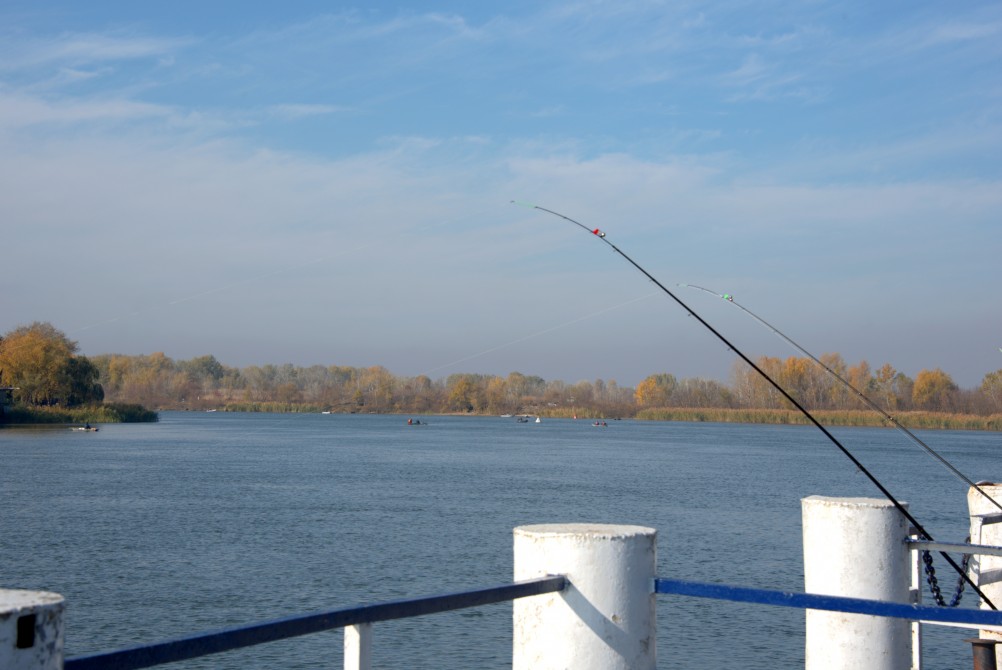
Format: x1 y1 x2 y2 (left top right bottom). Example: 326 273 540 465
180 355 226 387
64 356 104 405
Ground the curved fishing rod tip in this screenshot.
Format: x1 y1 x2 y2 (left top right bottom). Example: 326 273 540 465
510 200 536 209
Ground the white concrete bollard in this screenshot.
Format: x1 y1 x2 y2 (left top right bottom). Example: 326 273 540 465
513 523 656 670
0 589 65 670
802 496 912 670
968 483 1002 667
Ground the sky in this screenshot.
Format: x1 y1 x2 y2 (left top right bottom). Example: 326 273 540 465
2 1 1000 389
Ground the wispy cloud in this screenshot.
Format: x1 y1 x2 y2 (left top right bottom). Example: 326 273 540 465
0 32 188 71
0 90 173 129
923 20 1002 47
720 53 825 103
267 103 350 120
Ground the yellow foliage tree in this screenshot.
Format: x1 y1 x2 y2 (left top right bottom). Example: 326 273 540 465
912 368 957 411
0 322 103 406
634 373 676 407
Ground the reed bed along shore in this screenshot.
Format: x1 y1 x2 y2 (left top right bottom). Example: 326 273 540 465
212 404 1002 431
633 407 1002 431
36 401 993 432
1 403 159 424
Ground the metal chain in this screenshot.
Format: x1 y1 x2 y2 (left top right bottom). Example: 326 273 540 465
922 549 973 608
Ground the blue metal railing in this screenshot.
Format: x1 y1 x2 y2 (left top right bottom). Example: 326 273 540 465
65 576 566 670
655 578 1002 627
65 575 1002 670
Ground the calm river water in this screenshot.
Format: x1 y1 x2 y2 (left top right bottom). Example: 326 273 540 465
2 412 1000 668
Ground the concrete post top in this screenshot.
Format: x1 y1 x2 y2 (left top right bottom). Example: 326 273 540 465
967 483 1002 514
802 496 905 510
515 523 656 540
0 589 64 612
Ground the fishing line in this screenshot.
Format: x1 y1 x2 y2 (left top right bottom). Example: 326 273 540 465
514 200 995 609
679 283 1002 514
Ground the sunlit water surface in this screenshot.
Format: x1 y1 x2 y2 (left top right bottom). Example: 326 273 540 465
2 412 1000 668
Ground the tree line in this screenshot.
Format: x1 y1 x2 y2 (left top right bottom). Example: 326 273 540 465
3 322 1001 418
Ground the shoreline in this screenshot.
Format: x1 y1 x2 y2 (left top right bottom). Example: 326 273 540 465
148 406 1002 431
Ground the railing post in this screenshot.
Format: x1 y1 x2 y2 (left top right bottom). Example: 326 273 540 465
802 496 912 670
909 528 923 670
968 483 1002 669
0 589 65 670
512 523 656 670
343 623 372 670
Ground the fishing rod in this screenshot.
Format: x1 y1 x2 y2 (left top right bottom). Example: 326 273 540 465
513 200 995 610
679 283 1002 515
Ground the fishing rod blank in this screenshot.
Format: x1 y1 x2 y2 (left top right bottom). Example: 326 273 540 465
679 282 1002 514
513 200 994 610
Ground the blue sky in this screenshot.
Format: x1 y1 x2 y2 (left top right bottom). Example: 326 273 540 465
2 1 1000 388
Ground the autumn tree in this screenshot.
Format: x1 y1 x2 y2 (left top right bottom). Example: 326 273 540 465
846 360 874 395
732 357 787 408
446 374 483 413
484 376 511 414
980 370 1002 413
874 364 899 410
672 377 735 408
635 373 677 407
397 374 439 412
0 322 103 406
912 368 958 411
779 356 820 408
358 366 395 411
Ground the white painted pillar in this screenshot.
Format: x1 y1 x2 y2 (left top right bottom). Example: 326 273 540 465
513 523 656 670
968 483 1002 668
0 589 65 670
343 622 372 670
802 496 912 670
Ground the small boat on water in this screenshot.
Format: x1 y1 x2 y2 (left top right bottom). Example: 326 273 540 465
71 426 99 432
535 416 541 423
